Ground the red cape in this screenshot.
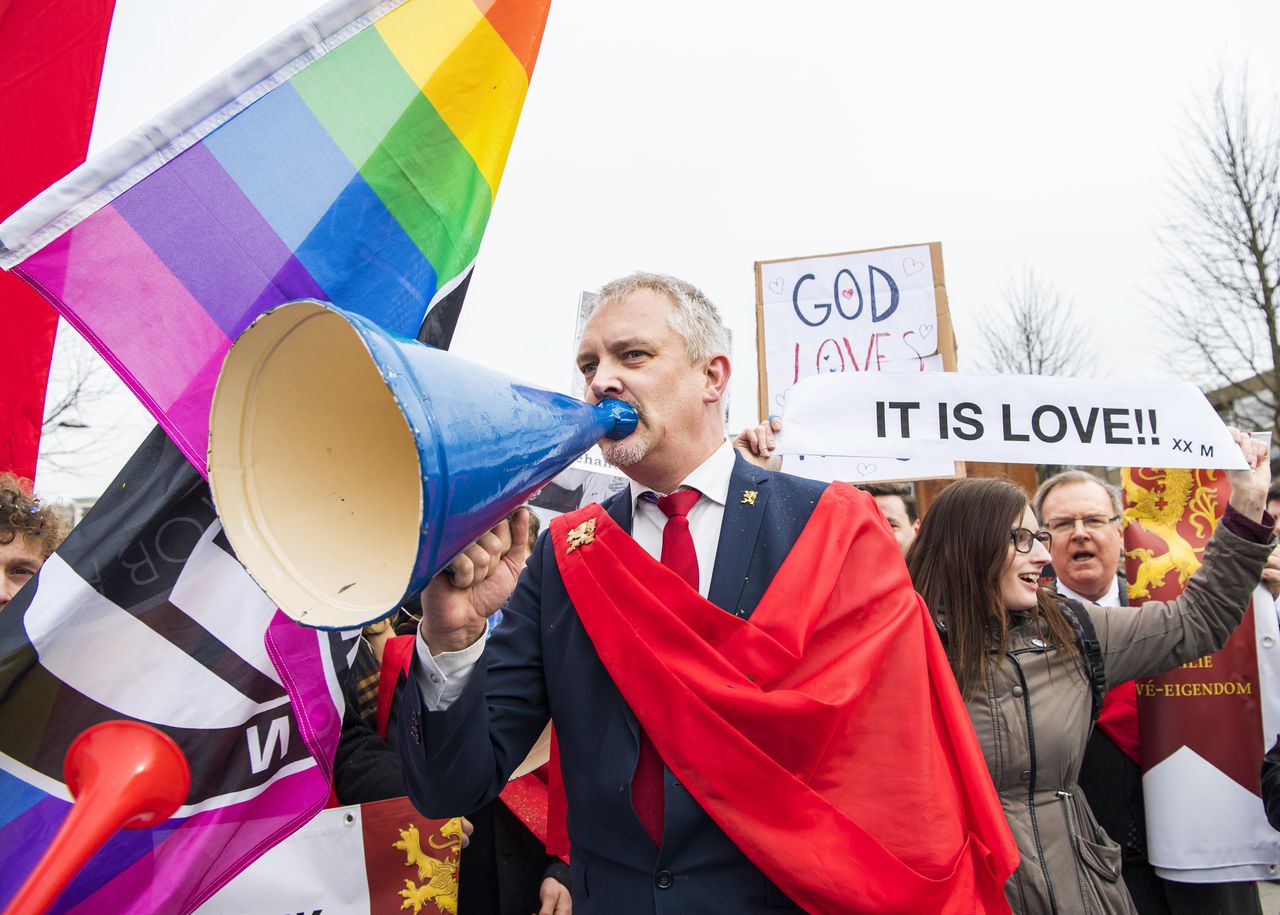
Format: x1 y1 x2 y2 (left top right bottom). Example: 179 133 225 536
550 483 1017 914
1096 681 1142 765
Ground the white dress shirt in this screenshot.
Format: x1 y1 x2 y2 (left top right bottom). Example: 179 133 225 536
1056 575 1120 608
415 440 738 709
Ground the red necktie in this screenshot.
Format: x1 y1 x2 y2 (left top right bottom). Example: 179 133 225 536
632 488 701 846
657 489 701 590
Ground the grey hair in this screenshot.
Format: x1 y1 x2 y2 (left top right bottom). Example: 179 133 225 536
1032 470 1123 522
591 272 730 364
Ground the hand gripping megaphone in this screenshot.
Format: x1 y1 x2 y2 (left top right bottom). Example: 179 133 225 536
207 299 637 629
3 721 190 915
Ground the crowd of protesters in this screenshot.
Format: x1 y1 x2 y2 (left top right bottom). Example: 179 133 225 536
10 274 1280 915
737 418 1276 915
381 273 1278 915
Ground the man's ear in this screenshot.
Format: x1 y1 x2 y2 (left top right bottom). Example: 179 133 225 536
703 354 731 403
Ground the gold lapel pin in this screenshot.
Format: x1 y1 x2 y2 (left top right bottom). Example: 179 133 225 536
566 518 597 553
741 490 758 506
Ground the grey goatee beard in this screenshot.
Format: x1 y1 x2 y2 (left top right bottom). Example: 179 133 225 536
599 400 647 467
600 434 650 467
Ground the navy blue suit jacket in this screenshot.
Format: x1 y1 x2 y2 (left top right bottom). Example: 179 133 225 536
400 454 827 913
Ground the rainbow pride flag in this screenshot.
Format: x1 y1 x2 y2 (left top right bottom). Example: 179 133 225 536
0 0 551 472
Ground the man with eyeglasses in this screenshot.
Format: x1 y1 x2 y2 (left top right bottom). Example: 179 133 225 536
1033 471 1125 607
1033 470 1262 915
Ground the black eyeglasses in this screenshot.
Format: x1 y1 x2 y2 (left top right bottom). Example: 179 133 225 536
1010 528 1052 553
1044 514 1121 536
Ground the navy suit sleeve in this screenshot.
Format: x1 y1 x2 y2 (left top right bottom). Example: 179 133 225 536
399 530 552 818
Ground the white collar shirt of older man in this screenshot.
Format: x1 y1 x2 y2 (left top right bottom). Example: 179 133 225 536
1056 575 1121 609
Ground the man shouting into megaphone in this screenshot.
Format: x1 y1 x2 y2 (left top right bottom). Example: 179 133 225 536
399 273 1018 914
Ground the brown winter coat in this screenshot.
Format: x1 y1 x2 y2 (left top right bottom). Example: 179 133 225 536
961 523 1272 915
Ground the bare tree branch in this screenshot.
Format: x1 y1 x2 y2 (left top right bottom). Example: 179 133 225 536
975 268 1095 377
1158 73 1280 431
39 325 120 472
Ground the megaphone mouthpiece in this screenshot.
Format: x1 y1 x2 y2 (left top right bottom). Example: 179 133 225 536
598 399 639 440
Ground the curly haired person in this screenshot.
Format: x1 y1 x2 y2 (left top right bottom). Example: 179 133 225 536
0 472 69 611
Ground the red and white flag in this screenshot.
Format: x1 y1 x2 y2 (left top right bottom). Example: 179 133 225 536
1125 467 1280 881
198 796 463 915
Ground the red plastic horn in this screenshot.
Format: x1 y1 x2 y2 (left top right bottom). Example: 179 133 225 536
3 721 190 915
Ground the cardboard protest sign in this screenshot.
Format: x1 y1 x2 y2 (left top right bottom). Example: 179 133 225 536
1123 469 1280 881
755 242 959 483
778 372 1248 470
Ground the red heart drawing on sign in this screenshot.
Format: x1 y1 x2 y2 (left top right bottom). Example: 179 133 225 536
840 288 854 299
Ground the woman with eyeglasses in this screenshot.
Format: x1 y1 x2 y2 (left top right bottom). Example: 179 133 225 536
904 430 1273 915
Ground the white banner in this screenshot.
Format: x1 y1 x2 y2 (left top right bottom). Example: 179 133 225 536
197 804 372 914
196 797 464 915
778 372 1248 470
779 452 957 484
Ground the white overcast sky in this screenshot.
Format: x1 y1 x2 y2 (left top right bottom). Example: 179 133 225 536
33 0 1280 499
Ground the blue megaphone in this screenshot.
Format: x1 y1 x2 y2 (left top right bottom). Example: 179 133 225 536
207 299 637 629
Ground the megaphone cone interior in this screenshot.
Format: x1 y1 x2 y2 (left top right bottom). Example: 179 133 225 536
209 300 637 630
209 301 421 629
